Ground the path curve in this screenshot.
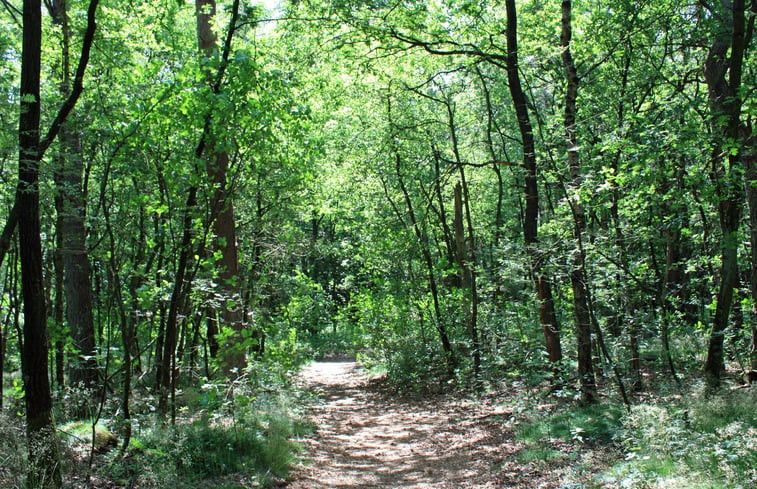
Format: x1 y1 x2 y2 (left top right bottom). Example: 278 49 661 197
287 362 550 488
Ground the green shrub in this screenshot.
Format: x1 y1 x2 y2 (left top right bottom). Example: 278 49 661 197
610 387 757 488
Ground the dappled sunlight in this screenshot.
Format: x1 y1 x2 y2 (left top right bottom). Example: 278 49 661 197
289 362 562 489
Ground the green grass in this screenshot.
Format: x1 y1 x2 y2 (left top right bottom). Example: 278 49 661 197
517 445 561 463
515 403 624 445
603 385 757 489
119 402 304 486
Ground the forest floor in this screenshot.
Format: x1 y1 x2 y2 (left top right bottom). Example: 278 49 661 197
287 361 613 489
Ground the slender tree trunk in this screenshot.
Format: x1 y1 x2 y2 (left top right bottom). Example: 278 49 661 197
660 212 682 384
157 187 196 413
432 151 457 280
561 0 596 403
52 186 65 388
159 0 241 411
0 259 9 408
443 96 482 377
745 138 757 384
395 152 456 375
608 45 643 391
505 0 562 366
741 9 757 385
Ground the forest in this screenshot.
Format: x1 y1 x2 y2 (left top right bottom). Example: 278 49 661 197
1 0 756 487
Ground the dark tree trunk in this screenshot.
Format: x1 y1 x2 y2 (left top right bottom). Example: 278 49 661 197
157 187 196 414
561 0 596 403
61 124 98 390
18 1 62 486
661 206 683 384
505 0 562 366
48 0 99 398
52 183 66 388
703 0 747 387
0 204 19 270
745 140 757 384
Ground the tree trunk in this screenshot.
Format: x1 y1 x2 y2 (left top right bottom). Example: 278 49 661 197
48 0 99 396
52 181 66 388
505 0 562 366
157 187 196 414
703 0 747 387
61 124 99 390
395 152 456 375
18 0 62 486
159 0 242 410
196 0 246 375
561 0 596 403
744 132 757 384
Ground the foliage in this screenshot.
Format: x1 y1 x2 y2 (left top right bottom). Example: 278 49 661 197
123 406 299 485
607 387 757 488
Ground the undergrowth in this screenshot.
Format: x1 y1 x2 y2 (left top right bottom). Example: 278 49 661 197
511 382 757 489
110 397 303 488
0 363 308 489
606 385 757 489
102 367 309 488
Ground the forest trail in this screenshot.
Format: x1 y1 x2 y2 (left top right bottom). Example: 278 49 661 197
287 362 558 489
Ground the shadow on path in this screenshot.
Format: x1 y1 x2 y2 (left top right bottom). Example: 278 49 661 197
287 362 552 489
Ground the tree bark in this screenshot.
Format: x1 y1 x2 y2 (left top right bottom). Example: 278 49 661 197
60 123 98 390
703 0 747 387
561 0 596 403
197 0 246 375
18 0 61 485
505 0 562 365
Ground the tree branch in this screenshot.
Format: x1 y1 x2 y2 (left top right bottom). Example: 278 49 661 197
0 203 18 270
39 0 101 157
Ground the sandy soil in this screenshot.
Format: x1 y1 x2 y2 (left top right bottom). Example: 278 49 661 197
287 362 570 489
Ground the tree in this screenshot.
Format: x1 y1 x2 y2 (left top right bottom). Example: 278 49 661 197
157 0 243 413
197 0 246 374
16 0 99 485
702 0 749 386
504 0 563 367
559 0 596 403
17 1 61 483
49 0 99 395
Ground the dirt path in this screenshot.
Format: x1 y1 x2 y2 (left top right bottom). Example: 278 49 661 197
287 362 562 489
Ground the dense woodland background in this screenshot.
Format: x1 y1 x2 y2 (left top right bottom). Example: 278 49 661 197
1 0 756 487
